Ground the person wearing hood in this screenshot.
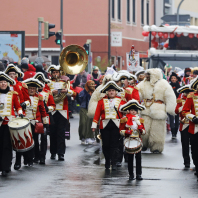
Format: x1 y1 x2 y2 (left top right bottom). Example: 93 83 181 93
22 63 36 80
168 72 181 139
137 68 176 153
182 68 191 85
87 66 102 84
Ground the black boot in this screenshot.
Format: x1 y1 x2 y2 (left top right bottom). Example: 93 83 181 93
136 174 143 180
171 128 176 139
58 154 64 161
2 171 7 177
51 154 56 160
112 164 117 171
129 174 135 180
14 164 21 170
33 157 39 163
39 157 45 165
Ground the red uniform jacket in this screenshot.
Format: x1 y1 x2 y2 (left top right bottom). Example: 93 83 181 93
24 93 48 124
122 114 146 136
182 92 198 134
0 91 22 125
126 85 140 101
175 95 189 131
49 79 76 119
39 88 56 124
92 96 126 129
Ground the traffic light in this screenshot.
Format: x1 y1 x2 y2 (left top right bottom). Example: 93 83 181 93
83 44 90 55
55 31 62 45
44 22 55 39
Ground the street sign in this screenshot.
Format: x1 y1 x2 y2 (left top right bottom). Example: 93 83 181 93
161 14 190 25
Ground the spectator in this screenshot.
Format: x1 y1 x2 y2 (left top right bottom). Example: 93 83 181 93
87 66 102 83
169 72 181 139
78 70 87 88
0 62 5 71
22 63 36 80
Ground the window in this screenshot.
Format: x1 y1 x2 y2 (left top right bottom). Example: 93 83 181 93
132 0 136 23
164 7 170 15
112 0 115 19
117 56 122 70
127 0 130 22
146 1 149 25
51 56 59 65
117 0 121 21
164 0 170 3
141 0 144 25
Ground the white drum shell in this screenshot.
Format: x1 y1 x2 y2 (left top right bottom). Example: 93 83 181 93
8 118 34 152
124 137 142 154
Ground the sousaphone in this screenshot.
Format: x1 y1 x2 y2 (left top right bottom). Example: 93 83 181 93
53 45 88 103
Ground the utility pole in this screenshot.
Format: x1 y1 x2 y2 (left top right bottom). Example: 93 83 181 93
177 0 184 25
60 0 63 51
108 0 111 65
86 39 92 73
38 17 44 57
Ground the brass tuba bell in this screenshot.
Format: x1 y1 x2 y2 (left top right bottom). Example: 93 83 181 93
59 44 88 75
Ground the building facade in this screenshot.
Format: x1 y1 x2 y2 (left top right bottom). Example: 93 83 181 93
0 0 155 70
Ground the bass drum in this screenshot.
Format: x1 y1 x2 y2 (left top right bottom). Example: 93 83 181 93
124 137 143 154
8 117 34 152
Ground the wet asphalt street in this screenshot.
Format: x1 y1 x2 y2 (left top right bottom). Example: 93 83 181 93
0 114 198 198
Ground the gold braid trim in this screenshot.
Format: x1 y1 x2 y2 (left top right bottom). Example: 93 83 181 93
134 87 139 90
120 117 128 123
13 91 18 95
22 83 28 89
177 99 182 103
140 118 144 123
187 93 194 98
38 95 44 101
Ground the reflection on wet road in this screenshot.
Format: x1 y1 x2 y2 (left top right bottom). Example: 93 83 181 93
0 114 198 198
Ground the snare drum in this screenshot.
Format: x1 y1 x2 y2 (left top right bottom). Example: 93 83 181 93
124 137 142 154
8 117 34 152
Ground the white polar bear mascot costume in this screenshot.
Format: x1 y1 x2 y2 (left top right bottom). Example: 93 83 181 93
137 68 176 153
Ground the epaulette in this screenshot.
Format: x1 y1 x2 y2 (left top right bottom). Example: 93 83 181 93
187 93 194 98
125 88 133 94
12 91 18 95
22 83 28 89
140 118 144 123
38 95 44 101
134 87 139 90
177 98 182 103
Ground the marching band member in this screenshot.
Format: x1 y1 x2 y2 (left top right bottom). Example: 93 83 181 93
15 78 49 168
0 72 23 176
119 100 146 180
47 65 76 161
4 63 29 109
33 72 56 164
175 85 194 168
91 81 126 170
182 76 198 180
112 71 139 166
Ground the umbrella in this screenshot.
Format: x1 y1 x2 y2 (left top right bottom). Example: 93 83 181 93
29 55 51 63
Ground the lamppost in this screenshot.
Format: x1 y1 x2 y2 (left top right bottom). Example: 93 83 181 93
177 0 185 25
